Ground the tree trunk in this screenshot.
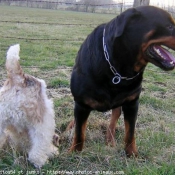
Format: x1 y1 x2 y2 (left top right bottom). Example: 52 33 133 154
133 0 150 7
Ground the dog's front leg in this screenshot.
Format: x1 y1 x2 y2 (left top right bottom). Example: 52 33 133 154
106 107 121 147
28 129 48 168
28 125 58 168
122 98 139 157
69 102 91 152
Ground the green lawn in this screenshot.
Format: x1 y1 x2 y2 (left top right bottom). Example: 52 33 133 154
0 5 175 175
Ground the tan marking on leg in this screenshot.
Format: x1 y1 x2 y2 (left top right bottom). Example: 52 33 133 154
106 107 121 147
66 120 75 131
124 120 138 157
69 120 88 152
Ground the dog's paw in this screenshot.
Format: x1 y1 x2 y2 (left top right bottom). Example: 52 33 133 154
106 139 116 147
125 146 138 158
48 145 59 158
28 152 48 168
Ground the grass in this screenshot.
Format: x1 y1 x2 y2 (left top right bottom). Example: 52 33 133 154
0 5 175 174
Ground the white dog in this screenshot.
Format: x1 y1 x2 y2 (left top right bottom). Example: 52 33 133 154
0 44 59 168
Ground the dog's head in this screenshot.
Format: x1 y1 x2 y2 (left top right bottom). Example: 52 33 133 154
107 6 175 71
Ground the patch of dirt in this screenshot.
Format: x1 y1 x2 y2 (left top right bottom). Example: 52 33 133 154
47 87 71 99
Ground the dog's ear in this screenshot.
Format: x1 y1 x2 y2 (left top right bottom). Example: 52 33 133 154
115 8 141 37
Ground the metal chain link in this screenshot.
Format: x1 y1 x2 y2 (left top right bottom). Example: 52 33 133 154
103 28 140 84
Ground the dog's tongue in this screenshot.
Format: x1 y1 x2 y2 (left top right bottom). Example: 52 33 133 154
154 45 175 63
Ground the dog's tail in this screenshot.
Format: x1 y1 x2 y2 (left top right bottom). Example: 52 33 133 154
6 44 24 83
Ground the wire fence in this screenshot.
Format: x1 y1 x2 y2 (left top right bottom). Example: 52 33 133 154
0 0 126 14
0 0 175 15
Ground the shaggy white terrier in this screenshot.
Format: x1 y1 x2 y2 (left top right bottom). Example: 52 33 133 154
0 44 59 168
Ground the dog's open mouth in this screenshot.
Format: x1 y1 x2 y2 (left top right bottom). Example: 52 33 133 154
146 44 175 70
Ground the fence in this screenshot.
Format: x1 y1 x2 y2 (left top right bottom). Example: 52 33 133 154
0 0 175 15
0 0 129 14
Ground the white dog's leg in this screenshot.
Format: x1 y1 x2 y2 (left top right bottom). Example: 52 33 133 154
0 124 7 149
0 134 7 148
28 127 49 168
28 125 58 168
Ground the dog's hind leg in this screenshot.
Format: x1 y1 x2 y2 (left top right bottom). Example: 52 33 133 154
122 98 139 157
106 107 121 147
69 103 91 152
66 120 75 131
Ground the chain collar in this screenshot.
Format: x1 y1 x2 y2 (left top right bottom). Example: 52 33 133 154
103 28 140 84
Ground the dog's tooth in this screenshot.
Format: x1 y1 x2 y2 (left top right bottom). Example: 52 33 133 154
154 48 165 59
157 50 161 56
170 61 173 64
155 48 161 55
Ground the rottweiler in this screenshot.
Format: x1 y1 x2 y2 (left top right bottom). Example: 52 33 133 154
69 6 175 156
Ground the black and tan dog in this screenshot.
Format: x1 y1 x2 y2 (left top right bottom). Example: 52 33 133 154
69 6 175 156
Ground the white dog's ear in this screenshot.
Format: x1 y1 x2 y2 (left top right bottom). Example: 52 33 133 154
6 44 24 83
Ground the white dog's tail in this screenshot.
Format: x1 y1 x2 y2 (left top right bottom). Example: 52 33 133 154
6 44 24 83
